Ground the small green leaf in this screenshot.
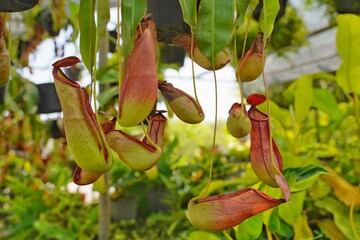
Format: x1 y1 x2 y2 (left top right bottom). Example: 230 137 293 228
258 100 290 124
196 0 234 66
279 191 306 225
283 165 327 192
312 88 342 120
121 0 147 59
79 0 96 73
188 231 221 240
179 0 197 32
336 14 360 94
259 0 280 39
268 207 280 233
294 75 313 123
236 213 263 240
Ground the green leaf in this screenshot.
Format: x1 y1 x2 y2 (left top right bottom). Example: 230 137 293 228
312 88 342 120
236 213 263 240
294 75 313 123
196 0 234 66
279 191 306 225
121 0 147 59
259 0 280 39
336 14 360 94
97 0 110 50
179 0 197 32
315 197 360 239
283 165 327 192
258 100 290 124
79 0 96 73
268 207 280 233
236 0 250 27
68 1 80 41
188 231 221 240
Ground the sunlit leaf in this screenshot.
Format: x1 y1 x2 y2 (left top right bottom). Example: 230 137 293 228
79 0 96 73
121 0 147 59
258 99 290 124
312 88 342 120
293 215 314 239
259 0 280 39
336 14 360 94
196 0 234 66
279 191 306 225
294 75 313 123
321 166 360 206
188 231 221 240
236 213 263 240
315 197 360 239
318 219 348 240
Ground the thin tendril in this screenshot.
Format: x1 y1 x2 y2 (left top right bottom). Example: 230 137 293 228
141 121 160 151
190 34 200 102
117 0 123 87
261 39 282 176
193 69 218 202
234 13 250 111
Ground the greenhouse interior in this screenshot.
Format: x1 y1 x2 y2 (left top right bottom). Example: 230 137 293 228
0 0 359 239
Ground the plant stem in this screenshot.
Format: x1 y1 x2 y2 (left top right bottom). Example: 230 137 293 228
98 174 110 240
194 70 218 201
97 19 111 240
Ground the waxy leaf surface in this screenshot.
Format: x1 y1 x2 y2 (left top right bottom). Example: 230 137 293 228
187 188 285 232
196 0 234 66
52 57 112 173
117 25 158 127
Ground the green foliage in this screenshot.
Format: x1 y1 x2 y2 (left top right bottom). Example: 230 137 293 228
315 197 360 239
97 0 110 50
294 75 313 123
196 0 234 65
259 0 280 39
121 0 147 59
79 0 96 73
236 213 263 240
336 14 360 95
179 0 197 32
235 0 250 27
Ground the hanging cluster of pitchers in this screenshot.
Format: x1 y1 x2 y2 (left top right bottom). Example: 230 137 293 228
52 17 290 232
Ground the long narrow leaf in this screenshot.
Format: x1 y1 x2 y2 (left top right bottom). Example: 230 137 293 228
236 0 250 27
336 14 360 94
196 0 234 66
179 0 197 32
97 0 110 50
121 0 147 59
294 75 313 123
260 0 280 39
79 0 96 73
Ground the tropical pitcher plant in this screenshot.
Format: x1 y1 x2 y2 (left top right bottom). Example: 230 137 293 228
52 0 292 233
